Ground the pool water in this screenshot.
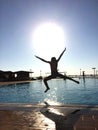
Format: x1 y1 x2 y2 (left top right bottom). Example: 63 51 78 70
0 78 98 105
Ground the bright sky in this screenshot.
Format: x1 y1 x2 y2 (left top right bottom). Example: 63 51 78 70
0 0 98 76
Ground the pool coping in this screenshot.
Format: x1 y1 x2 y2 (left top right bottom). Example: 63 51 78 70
0 103 98 110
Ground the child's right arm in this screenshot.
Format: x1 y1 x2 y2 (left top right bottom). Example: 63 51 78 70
35 55 49 63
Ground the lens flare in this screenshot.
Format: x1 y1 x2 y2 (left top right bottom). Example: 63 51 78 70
33 22 65 59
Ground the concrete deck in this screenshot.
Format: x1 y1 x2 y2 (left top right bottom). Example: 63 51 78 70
0 103 98 130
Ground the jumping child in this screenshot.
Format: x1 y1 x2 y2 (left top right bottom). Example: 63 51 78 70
35 48 79 92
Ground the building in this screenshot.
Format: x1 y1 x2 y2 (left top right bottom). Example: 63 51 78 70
0 70 34 82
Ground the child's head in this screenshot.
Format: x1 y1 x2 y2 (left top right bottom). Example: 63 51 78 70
51 57 56 61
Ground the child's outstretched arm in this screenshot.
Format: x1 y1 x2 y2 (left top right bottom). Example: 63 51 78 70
35 55 49 63
57 48 66 61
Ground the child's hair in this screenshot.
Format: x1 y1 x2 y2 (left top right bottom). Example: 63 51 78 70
51 57 56 61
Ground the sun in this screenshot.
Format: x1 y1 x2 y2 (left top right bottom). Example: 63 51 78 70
32 22 65 59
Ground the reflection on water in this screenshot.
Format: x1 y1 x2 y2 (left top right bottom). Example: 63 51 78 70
0 78 98 105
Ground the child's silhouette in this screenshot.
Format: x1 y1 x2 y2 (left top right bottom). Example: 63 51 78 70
35 48 79 92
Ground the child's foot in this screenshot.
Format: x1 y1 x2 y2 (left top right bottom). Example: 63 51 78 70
44 88 50 93
64 77 66 80
76 81 79 84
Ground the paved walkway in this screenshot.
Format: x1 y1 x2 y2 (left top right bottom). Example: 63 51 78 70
0 103 98 130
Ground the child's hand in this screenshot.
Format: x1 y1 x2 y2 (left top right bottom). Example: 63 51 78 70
35 55 38 58
63 48 66 52
64 47 66 51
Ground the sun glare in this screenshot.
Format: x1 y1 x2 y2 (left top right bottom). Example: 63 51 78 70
33 22 65 59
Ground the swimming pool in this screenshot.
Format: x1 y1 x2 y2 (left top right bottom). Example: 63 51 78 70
0 78 98 105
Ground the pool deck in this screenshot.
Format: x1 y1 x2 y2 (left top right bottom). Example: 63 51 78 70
0 103 98 130
0 80 33 85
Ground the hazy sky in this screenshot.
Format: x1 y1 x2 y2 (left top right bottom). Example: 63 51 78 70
0 0 98 76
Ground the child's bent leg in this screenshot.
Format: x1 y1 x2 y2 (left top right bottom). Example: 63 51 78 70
44 78 50 92
43 76 52 92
